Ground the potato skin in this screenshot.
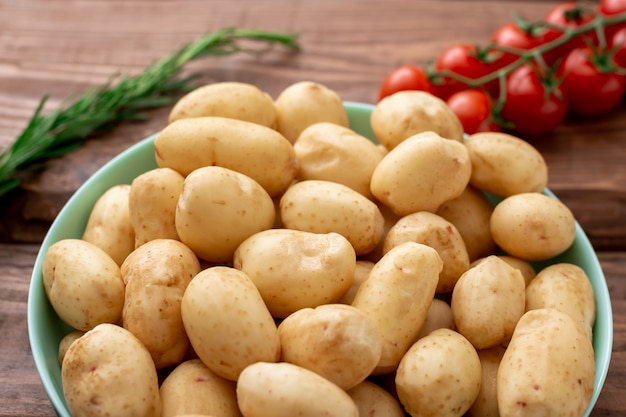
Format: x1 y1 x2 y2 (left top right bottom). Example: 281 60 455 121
346 380 405 417
82 184 135 266
278 304 382 390
233 229 356 318
168 81 277 128
42 239 125 331
490 192 576 261
497 308 595 417
467 346 506 417
236 362 359 417
160 359 241 417
62 323 162 417
395 328 482 417
351 241 442 374
416 298 455 340
181 266 280 381
371 90 464 149
370 131 471 216
121 239 201 369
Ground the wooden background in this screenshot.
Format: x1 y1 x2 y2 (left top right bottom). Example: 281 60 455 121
1 0 625 415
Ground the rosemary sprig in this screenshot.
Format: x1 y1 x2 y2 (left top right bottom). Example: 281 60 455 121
0 27 299 197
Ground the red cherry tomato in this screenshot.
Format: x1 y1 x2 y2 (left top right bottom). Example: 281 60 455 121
432 44 493 100
501 64 568 136
378 65 432 101
611 26 626 68
600 0 626 15
543 2 596 64
446 89 495 134
560 47 626 116
490 22 558 67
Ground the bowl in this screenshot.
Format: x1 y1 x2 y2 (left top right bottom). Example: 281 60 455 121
28 101 613 416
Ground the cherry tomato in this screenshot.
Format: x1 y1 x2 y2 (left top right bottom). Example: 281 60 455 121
378 65 432 101
446 89 495 134
543 2 596 64
560 47 626 116
611 26 626 68
599 0 626 15
432 44 493 100
490 21 558 68
501 64 568 136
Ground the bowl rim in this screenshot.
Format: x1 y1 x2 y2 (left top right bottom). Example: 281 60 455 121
27 101 613 417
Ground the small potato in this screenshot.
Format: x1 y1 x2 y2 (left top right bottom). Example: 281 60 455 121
465 132 548 197
62 323 162 417
42 239 124 331
351 242 442 374
346 380 405 417
274 81 349 143
416 298 455 340
383 211 470 293
58 330 84 365
467 346 506 417
236 361 359 417
81 184 134 265
526 263 596 339
279 180 385 255
371 90 464 150
497 309 595 417
233 229 356 318
436 185 497 261
278 304 382 390
370 131 472 216
181 266 280 381
129 167 184 247
176 166 275 263
395 328 482 417
155 116 298 197
451 255 526 349
121 239 202 369
168 81 277 128
337 260 375 305
490 192 576 261
294 122 384 198
496 255 537 286
160 359 240 417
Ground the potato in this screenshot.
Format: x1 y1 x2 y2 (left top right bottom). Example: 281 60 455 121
497 255 537 286
416 298 455 340
451 255 526 349
436 185 497 261
490 192 576 261
58 330 84 365
181 266 280 381
526 263 596 339
497 308 595 417
160 359 241 417
395 328 482 417
168 81 277 128
351 241 442 374
274 81 349 143
371 90 464 150
278 304 382 390
42 239 125 331
370 131 472 216
467 346 506 417
383 211 470 293
121 239 201 369
233 229 356 318
337 260 375 305
62 323 162 417
293 122 384 198
346 380 405 417
279 179 385 255
155 116 297 197
176 166 275 263
465 132 548 197
81 184 134 265
236 361 359 417
129 167 184 247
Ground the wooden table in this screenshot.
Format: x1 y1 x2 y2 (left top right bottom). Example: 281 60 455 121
1 0 625 415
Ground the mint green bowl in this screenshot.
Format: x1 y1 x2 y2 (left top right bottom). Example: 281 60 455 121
28 102 613 417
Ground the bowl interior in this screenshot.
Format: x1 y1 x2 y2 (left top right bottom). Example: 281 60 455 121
28 101 613 417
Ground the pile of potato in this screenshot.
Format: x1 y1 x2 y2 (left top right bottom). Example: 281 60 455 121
42 80 597 417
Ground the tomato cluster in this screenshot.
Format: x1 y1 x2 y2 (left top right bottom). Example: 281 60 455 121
378 0 626 137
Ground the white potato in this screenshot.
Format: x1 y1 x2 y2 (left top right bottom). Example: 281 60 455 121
337 260 375 305
237 362 359 417
416 298 455 340
58 330 84 365
233 229 356 318
42 239 125 331
467 346 506 417
62 323 162 417
346 380 405 417
181 266 280 381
